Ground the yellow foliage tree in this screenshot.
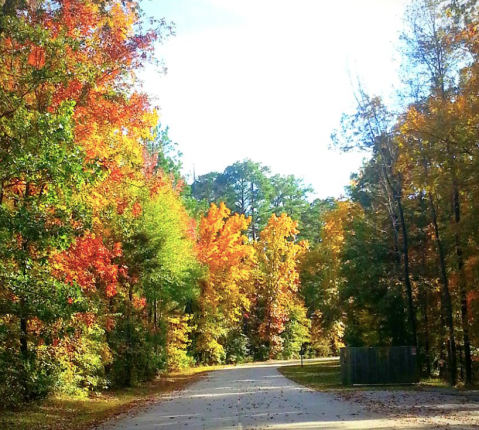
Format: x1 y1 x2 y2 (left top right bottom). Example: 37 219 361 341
166 315 194 371
196 203 254 364
301 201 354 355
253 213 308 359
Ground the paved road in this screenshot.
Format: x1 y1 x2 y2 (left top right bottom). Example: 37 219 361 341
99 360 475 429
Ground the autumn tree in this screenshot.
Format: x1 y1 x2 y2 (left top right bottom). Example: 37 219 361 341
195 203 254 364
0 0 174 402
397 0 475 385
251 213 308 359
300 201 350 355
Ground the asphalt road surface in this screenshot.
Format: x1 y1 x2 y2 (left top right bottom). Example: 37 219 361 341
99 359 477 429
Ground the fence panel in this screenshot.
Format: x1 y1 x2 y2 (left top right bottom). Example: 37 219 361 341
340 346 417 385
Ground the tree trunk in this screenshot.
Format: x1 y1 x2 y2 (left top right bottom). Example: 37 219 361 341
125 284 133 386
396 196 418 349
380 165 417 349
427 191 457 385
423 293 431 378
419 151 457 385
251 182 256 241
20 314 28 358
419 191 431 377
452 184 472 385
439 313 448 380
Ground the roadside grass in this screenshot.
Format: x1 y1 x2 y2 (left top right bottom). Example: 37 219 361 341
0 367 212 430
279 358 470 393
418 376 449 388
279 359 343 391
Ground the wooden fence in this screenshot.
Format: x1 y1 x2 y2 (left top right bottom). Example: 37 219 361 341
340 346 418 385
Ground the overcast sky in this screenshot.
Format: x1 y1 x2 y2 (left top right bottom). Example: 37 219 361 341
140 0 408 199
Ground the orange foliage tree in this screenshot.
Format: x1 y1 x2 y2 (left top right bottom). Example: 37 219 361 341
0 0 174 402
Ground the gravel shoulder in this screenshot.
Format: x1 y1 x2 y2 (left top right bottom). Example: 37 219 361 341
338 389 479 429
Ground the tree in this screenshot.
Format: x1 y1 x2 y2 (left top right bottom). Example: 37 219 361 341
195 203 254 364
269 174 313 236
398 0 473 385
0 0 174 401
191 172 229 209
300 201 348 354
252 213 308 359
221 160 271 240
191 160 316 242
332 89 418 352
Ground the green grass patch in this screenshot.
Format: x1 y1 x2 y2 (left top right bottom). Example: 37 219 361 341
0 368 209 430
279 359 343 391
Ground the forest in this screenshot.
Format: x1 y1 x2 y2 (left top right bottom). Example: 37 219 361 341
1 0 478 410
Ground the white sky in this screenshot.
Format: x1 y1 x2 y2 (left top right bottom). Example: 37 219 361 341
140 0 408 199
